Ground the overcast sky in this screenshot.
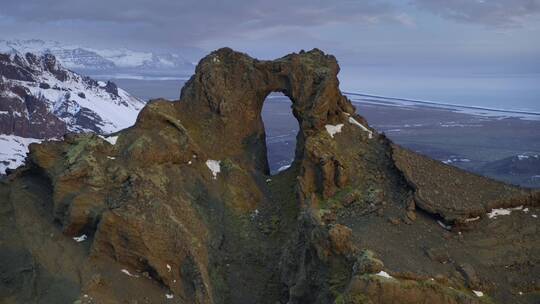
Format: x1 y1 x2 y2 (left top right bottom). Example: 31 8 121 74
1 0 538 66
1 0 539 105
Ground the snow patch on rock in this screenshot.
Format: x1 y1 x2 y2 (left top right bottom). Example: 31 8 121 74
121 269 139 278
375 271 393 279
325 123 344 138
464 216 480 223
102 135 118 145
487 206 524 219
206 160 221 179
472 290 484 297
348 117 373 139
73 234 87 242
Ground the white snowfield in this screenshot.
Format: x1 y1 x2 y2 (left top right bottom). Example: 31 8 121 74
12 57 145 134
0 52 145 174
0 39 193 71
0 135 42 174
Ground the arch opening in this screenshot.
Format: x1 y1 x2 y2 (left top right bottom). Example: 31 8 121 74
261 92 299 175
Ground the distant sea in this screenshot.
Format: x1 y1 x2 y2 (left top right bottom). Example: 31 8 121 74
97 69 540 113
339 67 540 113
111 78 187 101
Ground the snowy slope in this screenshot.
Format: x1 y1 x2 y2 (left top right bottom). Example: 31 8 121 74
0 39 194 73
0 135 42 174
0 51 145 174
20 72 144 134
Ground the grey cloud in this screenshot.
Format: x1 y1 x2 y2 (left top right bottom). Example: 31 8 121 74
412 0 540 27
0 0 407 49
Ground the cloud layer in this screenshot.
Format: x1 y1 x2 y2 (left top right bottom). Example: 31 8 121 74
413 0 540 27
0 0 408 49
0 0 538 71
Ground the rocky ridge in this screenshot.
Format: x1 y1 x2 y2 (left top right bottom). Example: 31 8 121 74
0 48 539 304
0 51 144 173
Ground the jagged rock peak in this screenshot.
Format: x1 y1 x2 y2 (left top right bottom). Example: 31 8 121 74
181 47 355 125
172 48 365 199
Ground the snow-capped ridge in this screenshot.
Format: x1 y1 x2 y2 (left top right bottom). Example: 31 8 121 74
0 39 194 73
0 51 145 174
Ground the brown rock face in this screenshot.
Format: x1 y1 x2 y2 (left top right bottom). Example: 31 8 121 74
391 144 536 221
178 48 360 202
1 48 539 304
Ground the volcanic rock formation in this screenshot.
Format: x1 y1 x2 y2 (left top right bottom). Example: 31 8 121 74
1 48 539 304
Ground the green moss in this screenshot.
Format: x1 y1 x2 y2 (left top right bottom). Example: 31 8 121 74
319 186 357 210
65 135 101 165
334 293 371 304
318 208 334 219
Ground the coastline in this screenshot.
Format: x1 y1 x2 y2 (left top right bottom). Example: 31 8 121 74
345 92 540 120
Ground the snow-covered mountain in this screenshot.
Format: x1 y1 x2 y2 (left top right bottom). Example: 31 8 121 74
0 51 145 174
0 39 194 76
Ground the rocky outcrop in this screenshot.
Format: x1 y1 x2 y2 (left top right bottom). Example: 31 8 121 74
179 48 360 202
391 144 540 222
1 48 539 304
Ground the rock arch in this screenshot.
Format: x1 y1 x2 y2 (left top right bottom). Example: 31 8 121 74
176 48 363 202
